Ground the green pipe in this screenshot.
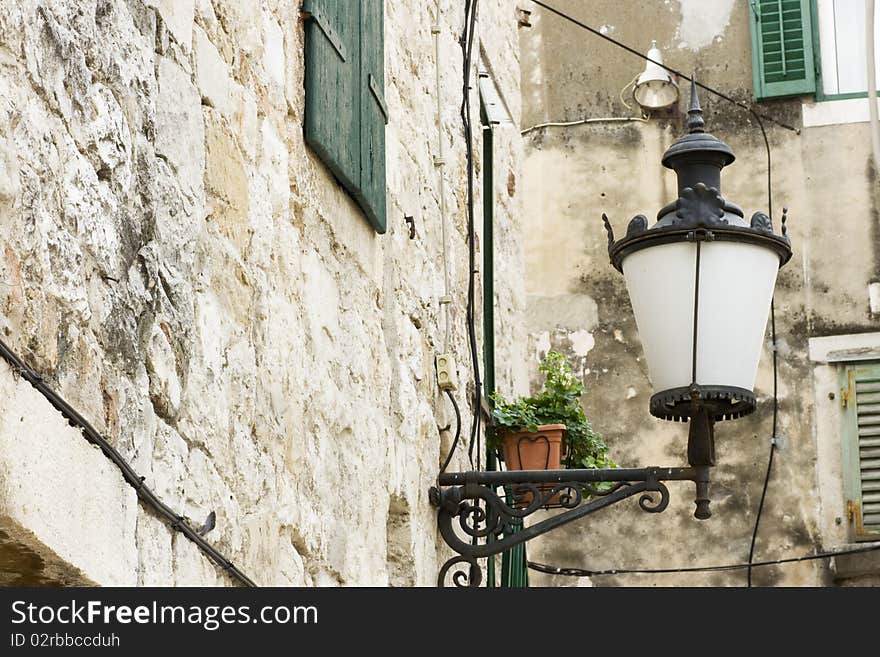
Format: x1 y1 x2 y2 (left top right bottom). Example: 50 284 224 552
481 104 528 588
482 122 496 416
481 107 497 588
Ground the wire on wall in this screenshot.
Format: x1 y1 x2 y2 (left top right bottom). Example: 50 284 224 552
439 389 463 474
0 336 257 588
618 71 641 111
745 110 778 587
866 0 880 169
529 0 801 134
460 0 482 471
747 297 779 587
520 116 647 136
529 540 880 578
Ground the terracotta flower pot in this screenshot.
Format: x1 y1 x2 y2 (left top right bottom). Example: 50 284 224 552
499 424 565 507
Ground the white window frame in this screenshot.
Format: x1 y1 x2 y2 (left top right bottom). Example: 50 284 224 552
809 333 880 574
803 0 880 127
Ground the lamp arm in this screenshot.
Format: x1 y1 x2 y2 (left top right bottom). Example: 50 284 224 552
430 465 710 587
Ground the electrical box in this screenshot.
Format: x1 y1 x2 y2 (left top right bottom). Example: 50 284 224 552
436 353 458 391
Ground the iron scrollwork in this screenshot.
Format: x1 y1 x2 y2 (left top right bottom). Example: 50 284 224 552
437 555 483 588
431 466 704 587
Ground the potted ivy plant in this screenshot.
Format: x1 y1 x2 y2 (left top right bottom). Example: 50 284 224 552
490 350 614 474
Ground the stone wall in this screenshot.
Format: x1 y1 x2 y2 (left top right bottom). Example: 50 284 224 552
520 0 880 585
0 0 526 586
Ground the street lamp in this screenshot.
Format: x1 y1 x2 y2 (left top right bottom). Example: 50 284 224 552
605 79 792 516
429 79 791 588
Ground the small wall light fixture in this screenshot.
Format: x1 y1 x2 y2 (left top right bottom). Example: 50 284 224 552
633 40 679 110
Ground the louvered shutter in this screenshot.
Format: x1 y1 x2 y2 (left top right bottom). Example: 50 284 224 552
841 364 880 540
304 0 360 193
303 0 387 233
748 0 817 99
354 0 387 233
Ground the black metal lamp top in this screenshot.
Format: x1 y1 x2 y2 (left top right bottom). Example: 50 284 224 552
661 78 735 195
603 78 792 273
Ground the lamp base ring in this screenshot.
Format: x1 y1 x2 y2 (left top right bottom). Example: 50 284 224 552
650 385 756 422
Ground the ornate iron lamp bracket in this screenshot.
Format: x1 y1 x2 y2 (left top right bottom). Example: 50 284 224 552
429 465 709 587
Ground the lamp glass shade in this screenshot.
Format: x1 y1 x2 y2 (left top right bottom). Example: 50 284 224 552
633 78 679 110
621 240 779 393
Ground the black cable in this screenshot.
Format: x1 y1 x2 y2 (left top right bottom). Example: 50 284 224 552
745 105 777 588
754 110 773 220
529 0 800 135
528 540 880 578
748 299 779 587
747 429 776 586
0 336 257 587
439 389 464 474
460 0 482 470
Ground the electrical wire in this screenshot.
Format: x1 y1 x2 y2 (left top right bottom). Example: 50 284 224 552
529 0 801 134
747 298 778 587
520 116 647 136
460 0 482 471
745 106 777 587
439 389 463 474
619 71 640 111
0 336 257 587
528 540 880 578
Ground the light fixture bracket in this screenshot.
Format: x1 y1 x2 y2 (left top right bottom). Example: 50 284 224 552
430 464 711 587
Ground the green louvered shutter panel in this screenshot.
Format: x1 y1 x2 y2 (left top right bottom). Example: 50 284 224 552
355 0 387 234
304 1 386 233
303 0 360 193
840 364 880 540
748 0 816 100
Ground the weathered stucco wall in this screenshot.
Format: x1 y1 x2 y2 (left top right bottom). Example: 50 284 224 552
520 0 880 585
0 0 525 586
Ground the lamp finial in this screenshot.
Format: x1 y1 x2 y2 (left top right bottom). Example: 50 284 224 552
687 76 705 134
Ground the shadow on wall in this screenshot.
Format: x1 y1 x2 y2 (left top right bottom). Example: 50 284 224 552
0 525 91 586
386 494 415 587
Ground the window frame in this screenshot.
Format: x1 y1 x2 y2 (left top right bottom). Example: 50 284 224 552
839 360 880 542
749 0 817 100
809 0 880 103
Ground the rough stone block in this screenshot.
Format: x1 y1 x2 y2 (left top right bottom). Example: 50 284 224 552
155 56 205 197
205 110 250 251
144 0 195 51
193 25 233 117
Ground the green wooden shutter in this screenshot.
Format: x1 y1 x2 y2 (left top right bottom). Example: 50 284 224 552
840 364 880 540
354 0 387 233
748 0 816 100
303 0 360 192
303 0 387 234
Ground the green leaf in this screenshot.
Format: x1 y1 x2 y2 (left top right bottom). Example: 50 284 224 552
490 351 615 474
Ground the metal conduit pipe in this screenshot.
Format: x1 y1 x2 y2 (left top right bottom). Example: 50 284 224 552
867 0 880 170
434 0 453 350
521 116 647 136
